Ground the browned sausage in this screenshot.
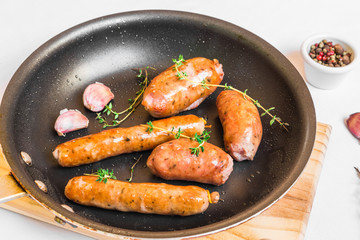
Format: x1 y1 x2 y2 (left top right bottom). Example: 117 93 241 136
142 57 224 118
65 176 219 216
216 90 263 161
53 115 205 167
147 138 233 186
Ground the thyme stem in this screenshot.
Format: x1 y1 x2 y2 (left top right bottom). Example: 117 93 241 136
140 123 192 139
96 67 152 128
172 56 289 131
141 122 210 156
128 155 142 182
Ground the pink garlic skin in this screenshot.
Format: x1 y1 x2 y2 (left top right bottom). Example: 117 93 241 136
54 109 89 136
83 82 114 112
346 112 360 140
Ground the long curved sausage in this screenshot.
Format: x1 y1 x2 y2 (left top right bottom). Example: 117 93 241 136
65 176 219 216
53 115 205 167
147 138 233 186
216 90 263 161
142 57 224 118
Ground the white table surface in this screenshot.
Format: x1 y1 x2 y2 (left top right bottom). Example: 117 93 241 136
1 0 360 239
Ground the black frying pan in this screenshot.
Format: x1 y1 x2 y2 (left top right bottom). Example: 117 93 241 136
0 10 316 239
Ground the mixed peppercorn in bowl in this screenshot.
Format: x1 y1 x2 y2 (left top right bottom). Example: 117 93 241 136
301 34 358 90
308 39 352 67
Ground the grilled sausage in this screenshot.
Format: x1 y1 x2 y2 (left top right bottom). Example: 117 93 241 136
147 138 233 186
216 90 263 161
65 176 219 216
142 57 224 118
53 115 205 167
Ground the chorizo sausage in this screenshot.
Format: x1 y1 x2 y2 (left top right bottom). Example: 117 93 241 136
147 138 233 186
216 90 263 161
142 57 224 118
53 115 205 167
65 176 219 216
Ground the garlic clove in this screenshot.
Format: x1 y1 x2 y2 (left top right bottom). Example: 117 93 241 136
83 82 114 112
346 112 360 140
54 109 89 136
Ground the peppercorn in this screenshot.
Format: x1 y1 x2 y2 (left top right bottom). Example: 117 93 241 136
343 55 350 65
334 44 344 55
308 39 352 67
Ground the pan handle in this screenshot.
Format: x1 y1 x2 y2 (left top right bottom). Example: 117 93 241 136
0 173 28 204
0 145 28 204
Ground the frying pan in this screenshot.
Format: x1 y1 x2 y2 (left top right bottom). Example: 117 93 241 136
0 10 316 239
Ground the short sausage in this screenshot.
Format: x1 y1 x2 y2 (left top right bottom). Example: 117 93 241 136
142 57 224 118
53 115 205 167
65 176 219 216
147 138 233 186
216 90 263 161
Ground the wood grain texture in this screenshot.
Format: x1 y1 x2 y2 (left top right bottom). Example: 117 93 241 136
196 122 332 240
0 122 332 240
0 147 27 202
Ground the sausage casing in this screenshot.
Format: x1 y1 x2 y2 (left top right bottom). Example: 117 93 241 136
53 115 205 167
65 176 218 216
142 57 224 118
216 90 263 161
147 138 233 186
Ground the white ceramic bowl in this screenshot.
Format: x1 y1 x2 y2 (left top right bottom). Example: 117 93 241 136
301 34 358 90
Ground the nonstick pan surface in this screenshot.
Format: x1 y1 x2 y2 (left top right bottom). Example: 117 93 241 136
0 10 316 238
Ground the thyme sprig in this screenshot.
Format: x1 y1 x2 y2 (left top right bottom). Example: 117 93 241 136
84 168 117 183
190 131 211 156
128 155 142 182
142 121 211 156
96 67 154 128
172 54 186 67
172 55 289 131
174 127 184 139
144 121 191 140
145 121 154 133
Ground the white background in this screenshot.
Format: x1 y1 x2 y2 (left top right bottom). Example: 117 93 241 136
1 0 360 239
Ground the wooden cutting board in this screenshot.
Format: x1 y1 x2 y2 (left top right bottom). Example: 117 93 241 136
0 122 331 240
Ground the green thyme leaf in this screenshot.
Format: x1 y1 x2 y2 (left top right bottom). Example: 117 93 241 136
270 115 276 125
175 128 183 139
146 121 154 133
85 168 116 184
